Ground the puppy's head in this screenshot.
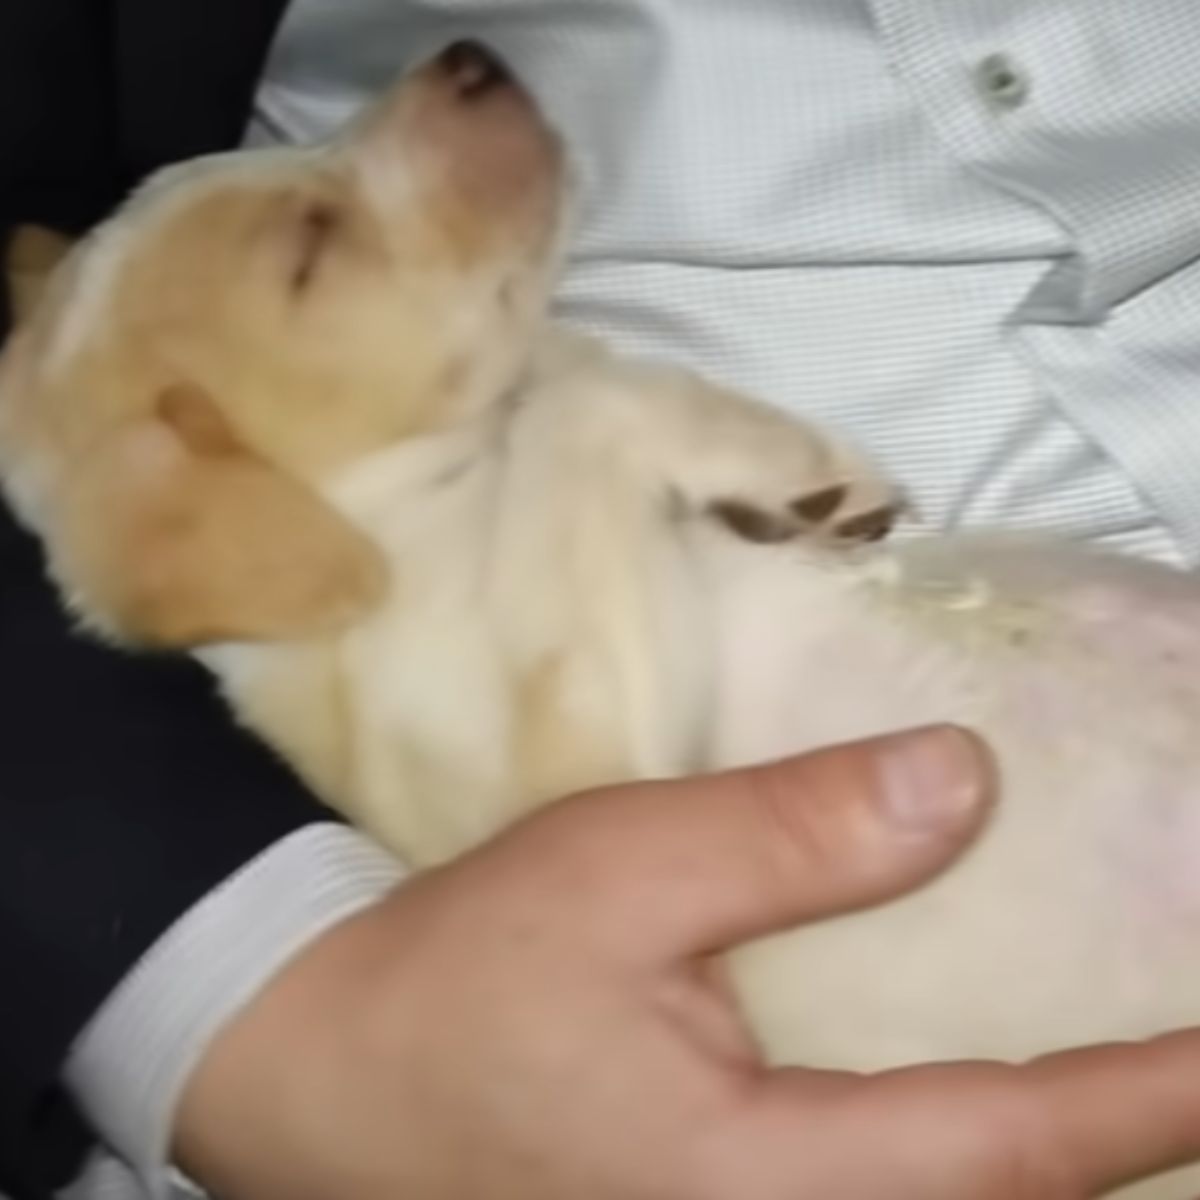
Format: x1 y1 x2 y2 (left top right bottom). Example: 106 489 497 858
0 42 566 646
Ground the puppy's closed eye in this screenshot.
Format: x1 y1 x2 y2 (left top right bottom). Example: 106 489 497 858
290 203 341 294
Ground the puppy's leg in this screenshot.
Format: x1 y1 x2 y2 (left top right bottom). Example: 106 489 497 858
607 361 904 545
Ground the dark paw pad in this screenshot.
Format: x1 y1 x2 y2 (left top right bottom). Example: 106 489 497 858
791 486 848 523
708 500 799 544
834 506 899 543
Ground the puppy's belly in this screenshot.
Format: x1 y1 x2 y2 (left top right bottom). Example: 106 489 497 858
705 538 1200 1073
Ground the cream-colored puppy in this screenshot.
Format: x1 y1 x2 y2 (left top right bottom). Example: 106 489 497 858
5 42 1200 1196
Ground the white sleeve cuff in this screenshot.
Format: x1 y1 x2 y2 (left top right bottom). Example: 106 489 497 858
63 823 405 1198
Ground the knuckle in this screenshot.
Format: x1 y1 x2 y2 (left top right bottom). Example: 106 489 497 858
963 1069 1082 1200
741 764 851 894
502 786 638 904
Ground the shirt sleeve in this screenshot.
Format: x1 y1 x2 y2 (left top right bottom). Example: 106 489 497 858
0 506 359 1198
64 825 404 1199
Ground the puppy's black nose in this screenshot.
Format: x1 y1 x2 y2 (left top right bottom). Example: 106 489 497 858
438 40 512 100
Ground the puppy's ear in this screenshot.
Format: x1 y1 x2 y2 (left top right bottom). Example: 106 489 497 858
55 384 387 647
6 225 76 322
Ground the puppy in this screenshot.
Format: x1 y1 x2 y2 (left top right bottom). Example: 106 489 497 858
4 43 1200 1196
6 225 75 322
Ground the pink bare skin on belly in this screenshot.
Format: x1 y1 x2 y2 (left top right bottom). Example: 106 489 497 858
705 534 1200 1085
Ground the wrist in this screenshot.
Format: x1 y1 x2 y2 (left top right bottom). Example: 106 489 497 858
173 896 399 1199
65 825 404 1195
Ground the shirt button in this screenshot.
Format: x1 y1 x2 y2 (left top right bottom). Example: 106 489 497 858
975 53 1030 110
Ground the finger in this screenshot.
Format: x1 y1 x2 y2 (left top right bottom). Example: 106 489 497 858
752 1031 1200 1199
501 725 994 963
1024 1031 1200 1194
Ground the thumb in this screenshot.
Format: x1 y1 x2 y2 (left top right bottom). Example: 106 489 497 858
522 726 995 964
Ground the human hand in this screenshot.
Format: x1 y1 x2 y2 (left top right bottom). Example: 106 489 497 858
174 727 1200 1199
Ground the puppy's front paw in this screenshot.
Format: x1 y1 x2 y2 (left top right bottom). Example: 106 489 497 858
698 422 903 547
641 368 903 547
710 484 900 546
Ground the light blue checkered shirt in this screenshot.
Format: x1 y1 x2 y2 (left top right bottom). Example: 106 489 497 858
52 2 1200 1196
